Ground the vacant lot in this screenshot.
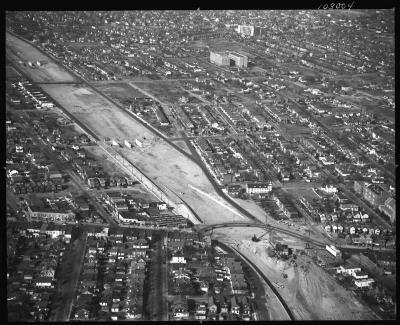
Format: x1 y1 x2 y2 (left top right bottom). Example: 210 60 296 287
214 227 379 320
6 32 78 83
170 139 193 155
283 124 313 137
206 39 252 57
83 145 131 178
95 82 147 100
129 81 202 104
285 188 320 202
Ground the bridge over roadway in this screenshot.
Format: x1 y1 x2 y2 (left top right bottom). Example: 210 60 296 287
193 222 397 253
194 222 327 248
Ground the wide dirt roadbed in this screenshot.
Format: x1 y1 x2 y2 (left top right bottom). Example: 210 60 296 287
6 32 254 225
117 145 247 224
38 83 247 224
6 32 78 83
214 227 380 320
40 83 157 142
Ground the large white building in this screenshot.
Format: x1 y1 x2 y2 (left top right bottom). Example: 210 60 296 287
228 51 248 68
326 244 342 257
246 182 272 194
354 278 375 288
237 25 254 36
210 50 249 68
210 51 230 66
336 266 361 277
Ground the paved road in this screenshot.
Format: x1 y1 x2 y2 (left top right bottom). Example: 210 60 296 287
148 239 167 321
51 230 87 321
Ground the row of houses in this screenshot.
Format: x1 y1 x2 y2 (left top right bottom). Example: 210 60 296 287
6 119 66 195
335 265 375 288
73 228 151 321
13 79 55 109
7 223 69 321
167 234 254 321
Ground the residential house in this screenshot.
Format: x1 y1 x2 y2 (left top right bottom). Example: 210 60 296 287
230 295 240 315
208 295 218 314
171 301 189 320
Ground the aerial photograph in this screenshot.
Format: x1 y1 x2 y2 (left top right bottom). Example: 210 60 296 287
5 9 396 321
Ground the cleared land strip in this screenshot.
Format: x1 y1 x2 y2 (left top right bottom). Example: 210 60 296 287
188 184 246 219
6 32 79 83
6 30 258 226
8 58 200 225
12 30 259 224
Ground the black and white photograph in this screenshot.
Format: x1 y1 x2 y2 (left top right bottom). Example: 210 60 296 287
4 6 396 322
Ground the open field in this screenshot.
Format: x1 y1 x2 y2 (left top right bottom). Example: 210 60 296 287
6 32 78 83
214 227 379 320
171 139 193 155
319 116 343 128
129 80 202 104
205 39 253 57
95 82 147 100
282 124 313 137
231 197 267 223
285 187 320 202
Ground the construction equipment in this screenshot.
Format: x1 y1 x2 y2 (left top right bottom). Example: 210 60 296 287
252 213 273 242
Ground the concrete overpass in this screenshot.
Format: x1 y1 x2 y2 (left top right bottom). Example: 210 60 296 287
194 222 397 253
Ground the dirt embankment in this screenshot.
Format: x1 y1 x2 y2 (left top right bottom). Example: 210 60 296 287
6 32 78 83
213 227 380 320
